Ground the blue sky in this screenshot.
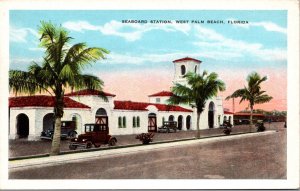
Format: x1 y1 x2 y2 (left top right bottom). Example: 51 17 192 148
10 10 287 72
9 10 287 110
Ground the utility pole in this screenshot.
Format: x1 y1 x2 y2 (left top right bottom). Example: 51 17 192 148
232 98 235 113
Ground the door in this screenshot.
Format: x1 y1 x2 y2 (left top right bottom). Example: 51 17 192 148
148 113 157 132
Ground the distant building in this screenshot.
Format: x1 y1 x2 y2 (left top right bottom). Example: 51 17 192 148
233 112 265 125
9 57 232 140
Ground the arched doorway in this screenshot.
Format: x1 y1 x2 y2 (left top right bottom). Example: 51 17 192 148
148 113 157 132
16 113 29 138
43 113 54 131
186 115 191 130
168 115 174 122
208 102 215 128
95 108 108 132
178 115 183 130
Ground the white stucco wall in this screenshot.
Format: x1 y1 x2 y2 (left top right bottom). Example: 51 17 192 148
149 96 170 104
9 107 91 140
173 60 200 85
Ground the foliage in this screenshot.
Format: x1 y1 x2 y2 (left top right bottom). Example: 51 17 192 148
226 72 272 125
135 133 155 144
168 71 225 138
9 21 109 155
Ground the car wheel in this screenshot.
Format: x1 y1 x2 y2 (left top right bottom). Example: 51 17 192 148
94 143 101 148
85 141 93 149
108 139 116 146
69 145 77 150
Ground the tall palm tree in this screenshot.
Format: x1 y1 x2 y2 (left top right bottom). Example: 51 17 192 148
168 71 225 138
226 72 273 127
9 21 109 155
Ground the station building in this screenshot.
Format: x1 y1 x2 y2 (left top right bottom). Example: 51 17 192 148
9 57 233 140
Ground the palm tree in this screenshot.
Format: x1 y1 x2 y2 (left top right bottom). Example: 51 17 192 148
168 71 225 138
226 72 273 127
9 21 109 155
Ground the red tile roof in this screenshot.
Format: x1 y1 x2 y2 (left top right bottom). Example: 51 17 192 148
224 111 234 115
9 96 90 109
148 91 174 97
65 89 116 97
234 112 265 117
114 100 193 112
173 57 202 63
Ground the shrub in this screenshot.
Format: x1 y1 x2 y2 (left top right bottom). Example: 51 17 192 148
135 133 155 144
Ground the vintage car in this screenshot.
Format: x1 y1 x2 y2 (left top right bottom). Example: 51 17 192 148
69 123 117 150
40 120 77 140
157 121 177 133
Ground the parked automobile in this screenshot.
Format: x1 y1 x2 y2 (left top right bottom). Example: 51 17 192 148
40 120 77 140
157 121 177 133
69 123 117 150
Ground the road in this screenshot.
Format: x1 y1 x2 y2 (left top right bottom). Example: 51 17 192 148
9 129 286 179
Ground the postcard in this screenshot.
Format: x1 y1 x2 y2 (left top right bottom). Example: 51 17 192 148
0 0 299 189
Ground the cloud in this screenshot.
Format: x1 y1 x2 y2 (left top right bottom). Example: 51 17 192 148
250 22 287 34
193 25 286 62
63 20 191 41
10 26 39 43
62 21 100 32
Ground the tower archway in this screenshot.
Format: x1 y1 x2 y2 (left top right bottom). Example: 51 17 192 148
208 102 215 128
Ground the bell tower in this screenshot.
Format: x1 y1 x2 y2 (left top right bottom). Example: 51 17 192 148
172 57 202 85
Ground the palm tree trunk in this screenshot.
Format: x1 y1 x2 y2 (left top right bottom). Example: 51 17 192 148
250 106 253 132
196 112 201 139
50 116 61 155
50 91 64 156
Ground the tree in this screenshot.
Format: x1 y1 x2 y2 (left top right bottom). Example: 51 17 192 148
9 21 109 155
167 71 225 138
226 72 273 126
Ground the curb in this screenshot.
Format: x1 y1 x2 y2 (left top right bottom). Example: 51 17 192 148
8 130 269 161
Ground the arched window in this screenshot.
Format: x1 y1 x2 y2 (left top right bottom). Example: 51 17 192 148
181 65 186 75
169 115 174 122
137 116 140 127
195 65 198 73
118 116 122 128
223 116 227 122
123 116 126 128
162 117 165 125
133 116 136 128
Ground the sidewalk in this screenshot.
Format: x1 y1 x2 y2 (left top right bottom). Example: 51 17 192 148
9 122 285 158
9 130 277 170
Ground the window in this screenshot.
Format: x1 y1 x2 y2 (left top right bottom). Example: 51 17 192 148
123 116 126 128
194 65 197 73
137 116 140 127
181 65 186 75
156 98 160 103
162 117 165 125
118 116 122 128
133 116 136 128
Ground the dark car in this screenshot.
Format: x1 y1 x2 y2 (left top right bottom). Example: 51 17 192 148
158 121 177 133
40 121 77 140
69 123 117 150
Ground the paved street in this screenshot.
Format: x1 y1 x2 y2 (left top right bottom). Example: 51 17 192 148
9 129 286 179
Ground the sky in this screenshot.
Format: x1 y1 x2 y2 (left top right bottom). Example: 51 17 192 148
9 10 287 112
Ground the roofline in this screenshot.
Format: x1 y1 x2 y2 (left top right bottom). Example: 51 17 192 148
172 57 202 64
